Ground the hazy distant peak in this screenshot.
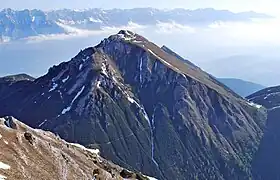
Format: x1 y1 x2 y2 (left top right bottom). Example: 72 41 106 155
218 78 266 97
0 73 35 82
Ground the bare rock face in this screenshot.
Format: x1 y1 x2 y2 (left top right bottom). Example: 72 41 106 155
24 132 35 145
3 116 17 129
120 169 135 178
0 116 152 180
0 31 267 180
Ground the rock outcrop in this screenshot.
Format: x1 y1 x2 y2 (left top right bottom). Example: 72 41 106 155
0 116 153 180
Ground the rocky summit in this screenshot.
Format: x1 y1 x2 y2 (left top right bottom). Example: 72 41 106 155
0 116 154 180
0 30 267 180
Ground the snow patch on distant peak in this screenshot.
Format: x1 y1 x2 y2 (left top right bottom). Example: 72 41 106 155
61 86 85 115
248 102 262 109
72 86 86 102
89 17 102 23
48 70 69 92
150 107 159 167
79 63 83 70
127 94 160 167
70 85 85 104
1 36 11 43
117 30 136 41
264 92 280 100
96 80 101 88
269 105 280 110
62 76 69 83
118 30 135 36
49 81 58 92
146 176 158 180
101 63 109 77
38 119 48 127
82 55 91 62
69 143 100 155
127 96 136 104
126 93 150 122
139 57 143 84
61 107 71 115
132 40 143 43
113 76 160 167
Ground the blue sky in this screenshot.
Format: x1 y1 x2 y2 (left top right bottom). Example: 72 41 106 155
1 0 279 15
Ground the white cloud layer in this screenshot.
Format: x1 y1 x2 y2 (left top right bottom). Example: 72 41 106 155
21 17 280 46
155 21 196 34
207 18 280 44
2 17 280 86
23 21 147 43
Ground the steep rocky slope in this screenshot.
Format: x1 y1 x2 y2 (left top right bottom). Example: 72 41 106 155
0 31 267 180
247 87 280 179
247 86 280 110
0 116 153 180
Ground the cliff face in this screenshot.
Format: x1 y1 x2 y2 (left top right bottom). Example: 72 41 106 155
0 31 267 180
247 87 280 179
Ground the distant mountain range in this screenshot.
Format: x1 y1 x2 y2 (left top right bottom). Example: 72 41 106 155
203 55 280 87
218 78 266 97
0 8 272 42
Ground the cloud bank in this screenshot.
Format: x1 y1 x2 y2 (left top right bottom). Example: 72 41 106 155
17 17 280 48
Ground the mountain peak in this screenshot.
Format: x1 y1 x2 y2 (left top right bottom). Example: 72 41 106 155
44 30 243 103
0 31 267 180
118 29 135 37
116 30 139 41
